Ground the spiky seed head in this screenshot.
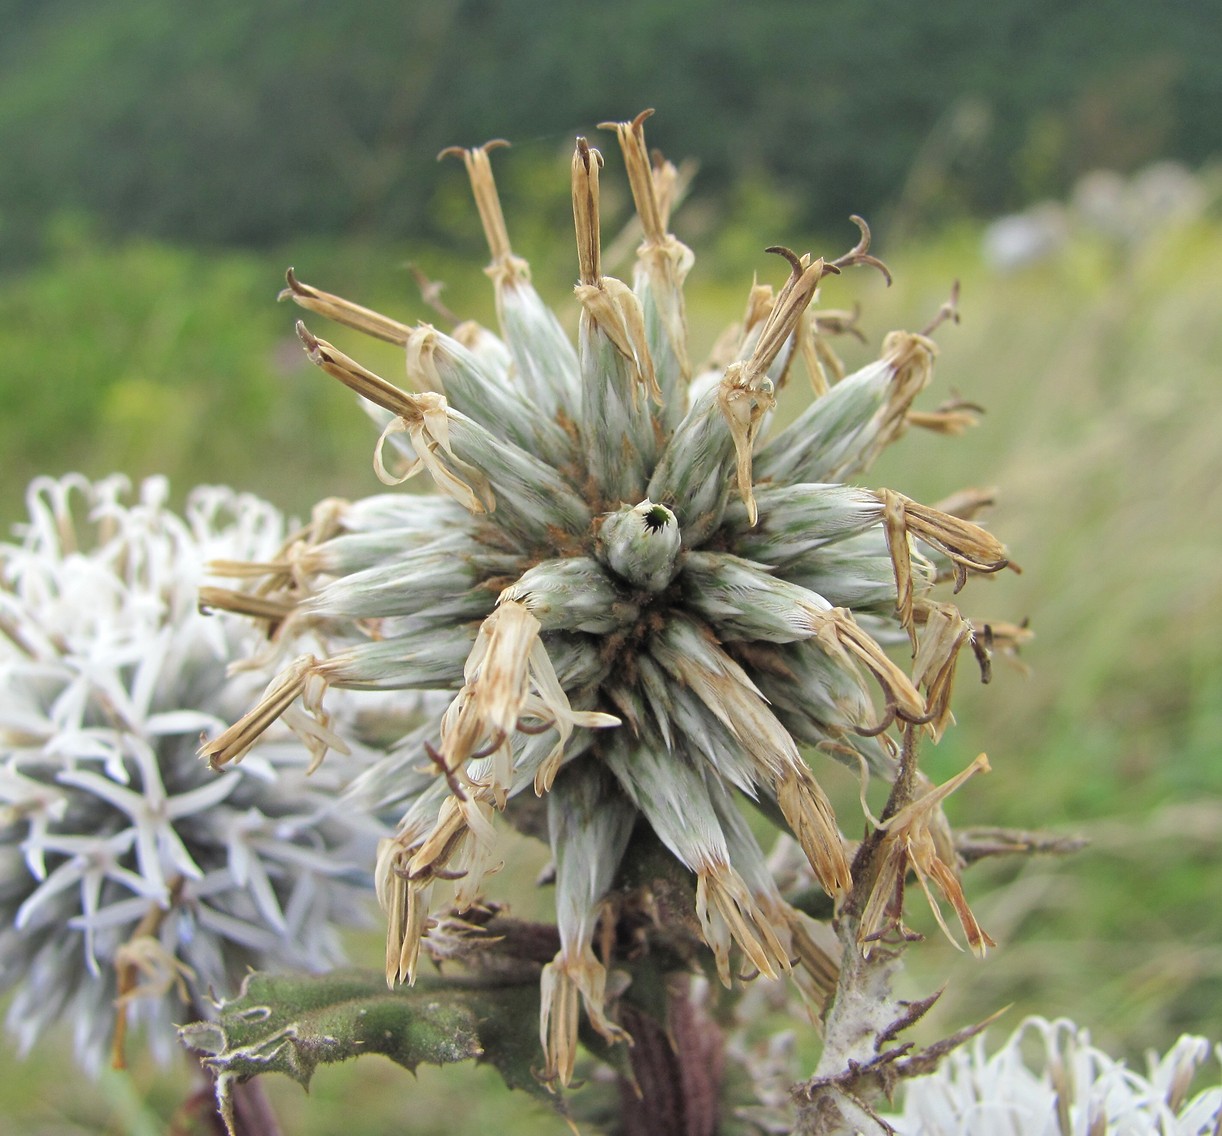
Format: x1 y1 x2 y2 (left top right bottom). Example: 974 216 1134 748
206 112 1015 1084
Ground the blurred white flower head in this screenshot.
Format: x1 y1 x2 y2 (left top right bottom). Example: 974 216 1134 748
0 474 382 1070
888 1016 1222 1135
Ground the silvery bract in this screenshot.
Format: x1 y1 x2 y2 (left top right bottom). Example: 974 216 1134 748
202 111 1012 1084
886 1016 1222 1134
0 475 381 1070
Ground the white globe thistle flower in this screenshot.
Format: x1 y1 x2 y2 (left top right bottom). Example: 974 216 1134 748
0 474 382 1072
201 111 1013 1084
886 1016 1222 1135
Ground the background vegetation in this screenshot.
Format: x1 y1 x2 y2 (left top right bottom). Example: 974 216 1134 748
1 0 1219 266
1 3 1219 1132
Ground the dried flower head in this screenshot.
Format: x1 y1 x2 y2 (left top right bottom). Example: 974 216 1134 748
203 110 1010 1084
0 475 380 1071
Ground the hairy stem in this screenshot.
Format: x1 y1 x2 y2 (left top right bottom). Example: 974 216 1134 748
171 1073 285 1136
795 726 926 1135
178 993 285 1136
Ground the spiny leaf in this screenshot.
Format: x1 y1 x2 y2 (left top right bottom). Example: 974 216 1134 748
179 968 557 1133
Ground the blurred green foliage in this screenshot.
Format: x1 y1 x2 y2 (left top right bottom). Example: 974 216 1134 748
0 219 426 519
0 0 1218 265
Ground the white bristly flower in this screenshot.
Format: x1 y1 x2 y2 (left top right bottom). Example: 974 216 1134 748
884 1016 1222 1135
201 110 1013 1084
0 475 382 1071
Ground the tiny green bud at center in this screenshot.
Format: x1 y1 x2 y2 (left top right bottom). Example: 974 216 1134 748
598 499 681 592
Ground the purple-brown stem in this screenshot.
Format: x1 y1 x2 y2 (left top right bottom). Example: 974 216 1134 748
618 975 726 1136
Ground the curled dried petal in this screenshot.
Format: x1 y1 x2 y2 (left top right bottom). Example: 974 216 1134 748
696 864 792 987
879 487 1011 646
280 268 411 345
198 655 327 769
860 753 995 957
718 250 824 523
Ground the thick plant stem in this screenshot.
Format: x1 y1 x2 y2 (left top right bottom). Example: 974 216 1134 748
794 726 925 1135
794 923 906 1134
618 975 725 1136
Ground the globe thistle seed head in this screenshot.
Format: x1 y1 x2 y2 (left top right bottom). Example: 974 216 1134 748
207 113 1016 1084
0 475 382 1071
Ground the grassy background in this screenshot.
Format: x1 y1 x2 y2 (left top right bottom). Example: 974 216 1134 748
2 197 1220 1129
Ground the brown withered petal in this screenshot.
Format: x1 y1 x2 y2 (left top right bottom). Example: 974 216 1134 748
860 754 995 957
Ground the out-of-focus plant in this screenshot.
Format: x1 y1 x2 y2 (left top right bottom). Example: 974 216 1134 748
0 475 385 1128
882 1016 1222 1135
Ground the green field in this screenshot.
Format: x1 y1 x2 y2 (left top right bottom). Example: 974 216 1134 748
2 204 1220 1131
